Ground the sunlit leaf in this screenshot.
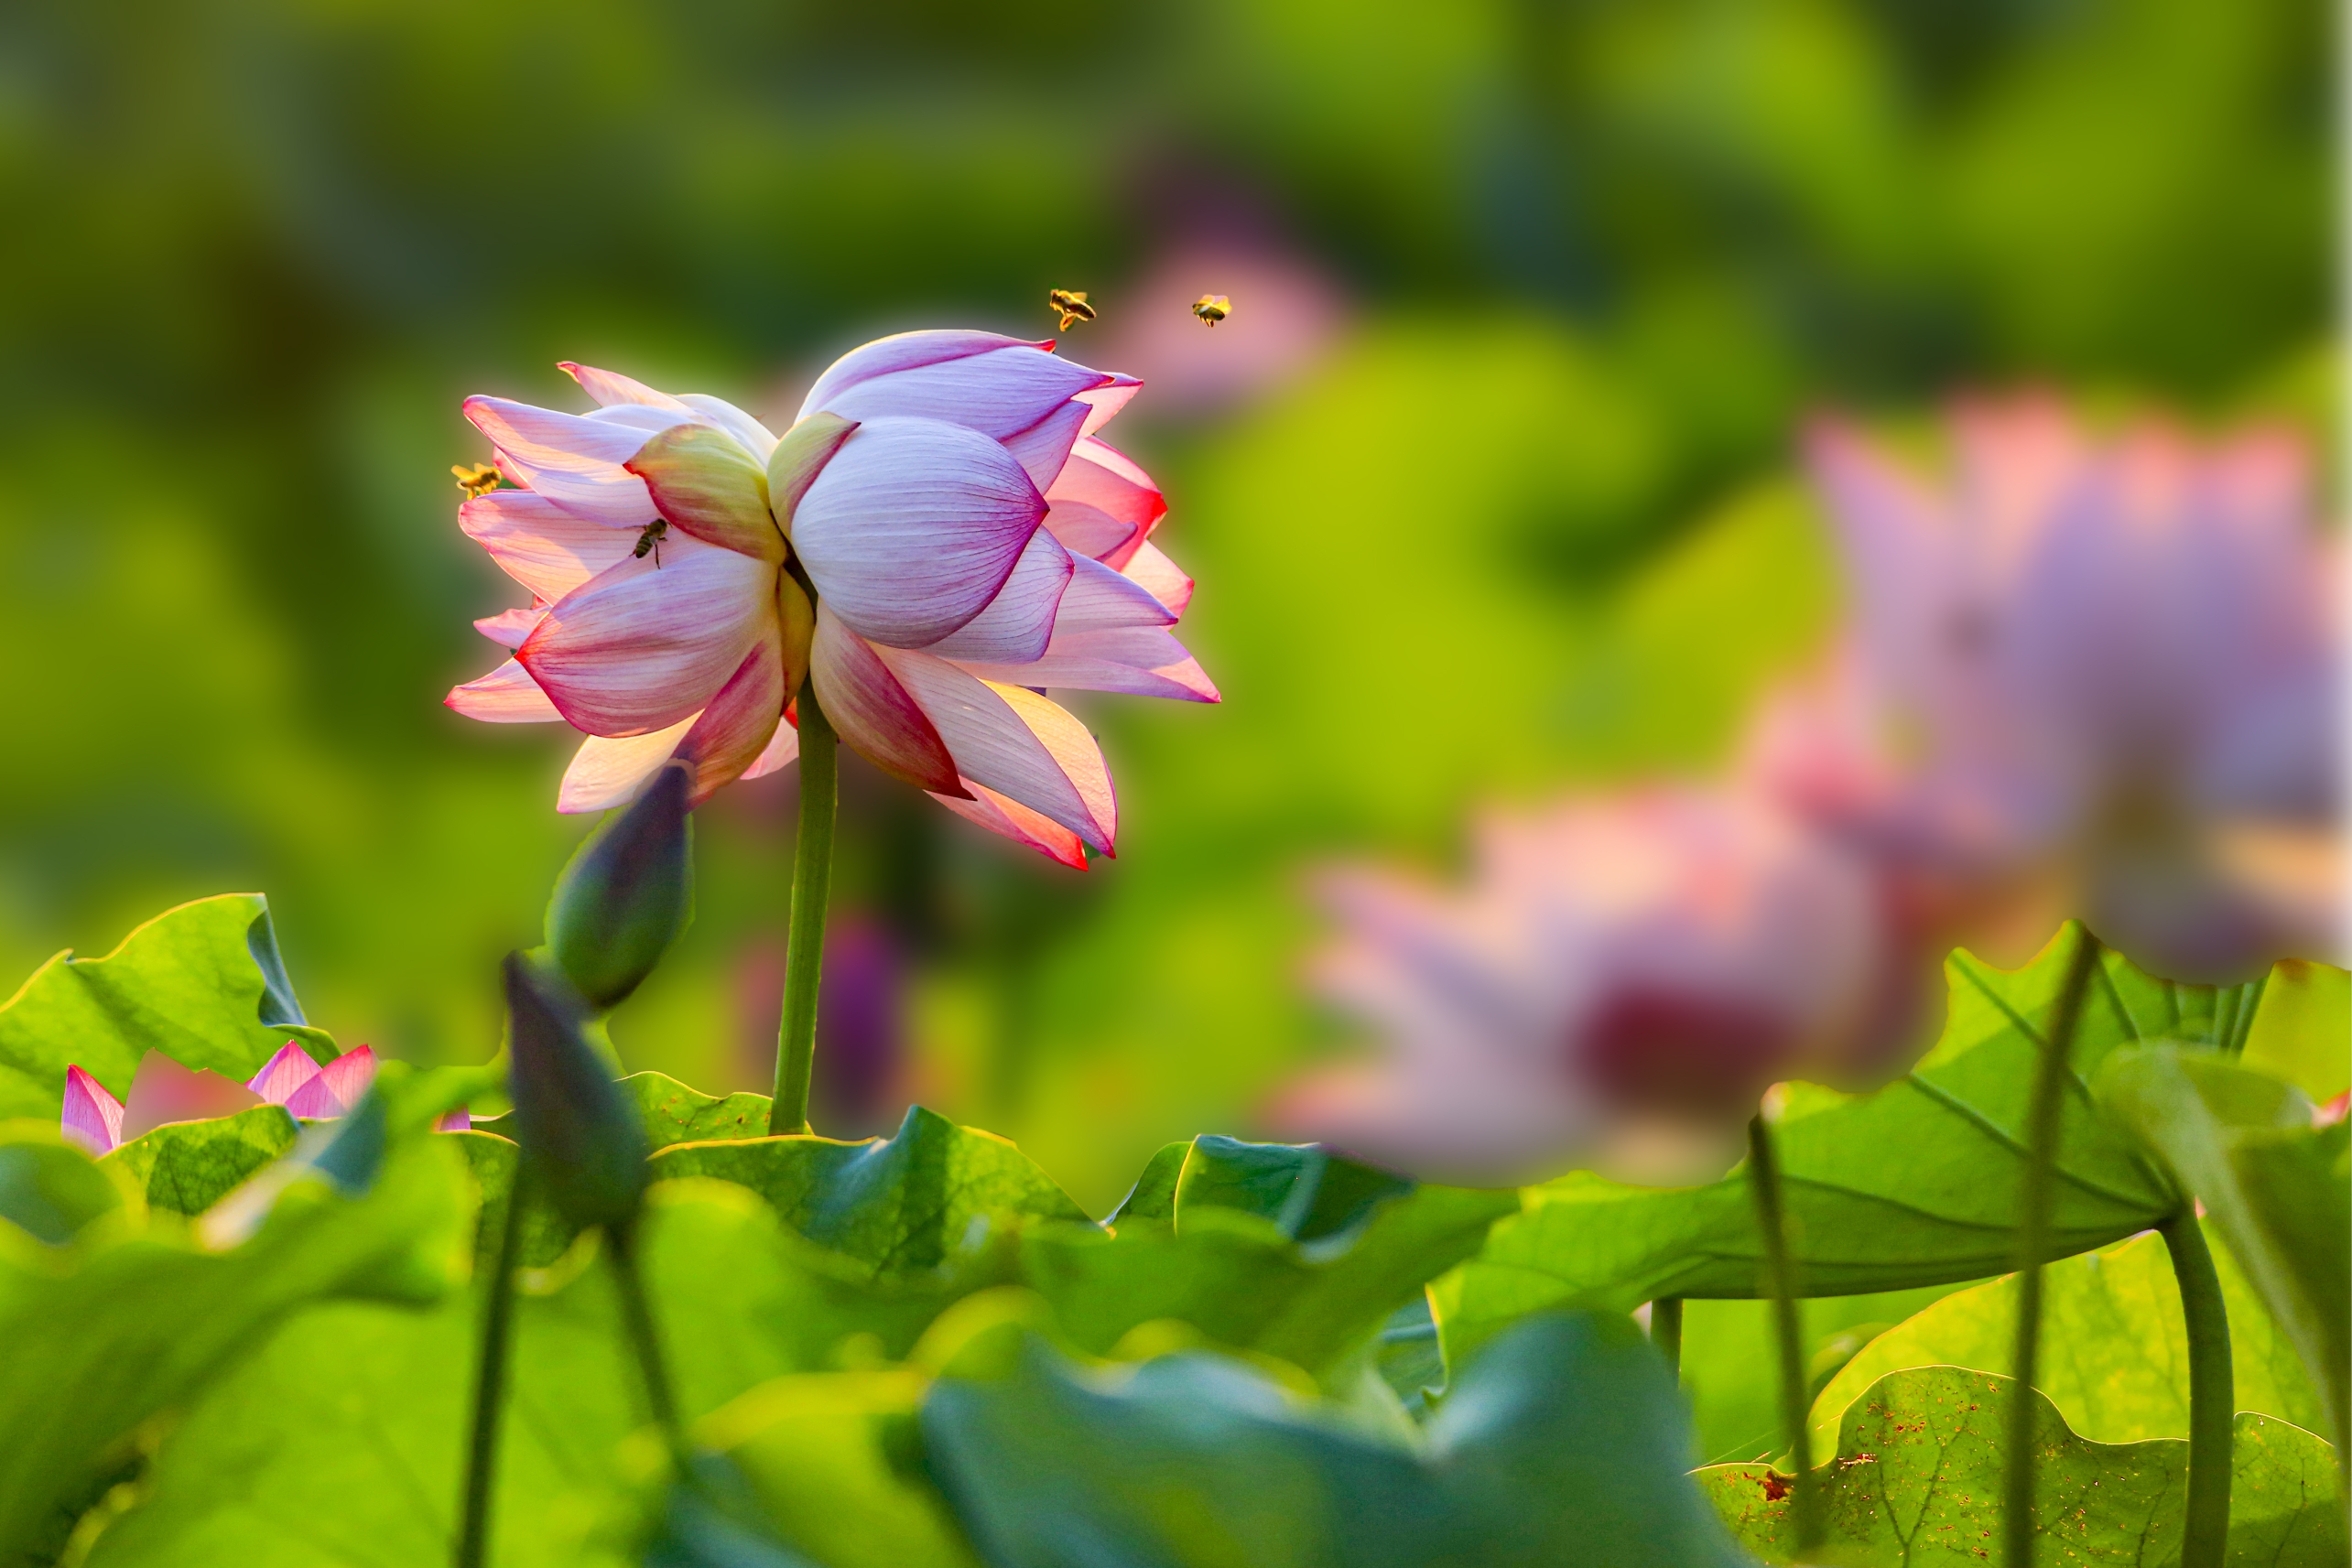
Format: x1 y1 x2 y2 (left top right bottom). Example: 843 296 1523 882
100 1103 300 1218
1698 1367 2345 1566
1436 927 2218 1364
0 1125 135 1245
1807 1223 2325 1453
0 895 334 1119
923 1311 1747 1568
2097 1046 2350 1455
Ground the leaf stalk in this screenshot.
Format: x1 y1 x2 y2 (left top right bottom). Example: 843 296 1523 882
2158 1208 2233 1568
455 1162 530 1568
1747 1112 1822 1552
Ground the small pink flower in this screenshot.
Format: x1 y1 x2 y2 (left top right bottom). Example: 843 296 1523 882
447 333 1215 865
1273 788 1911 1184
1798 398 2340 979
60 1044 464 1156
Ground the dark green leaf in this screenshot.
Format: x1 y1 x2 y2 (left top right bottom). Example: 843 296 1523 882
1698 1367 2346 1566
0 1130 133 1246
1808 1223 2325 1452
99 1103 299 1217
0 895 335 1120
650 1107 1089 1280
2097 1046 2350 1455
922 1310 1747 1568
1437 927 2197 1364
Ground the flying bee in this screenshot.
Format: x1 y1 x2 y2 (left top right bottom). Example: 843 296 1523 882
1047 287 1096 331
634 517 670 567
1191 293 1231 327
451 462 503 499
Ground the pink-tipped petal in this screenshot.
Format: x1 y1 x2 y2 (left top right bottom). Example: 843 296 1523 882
473 607 545 649
1053 555 1177 633
436 1108 473 1132
120 1051 265 1142
740 713 802 781
461 488 643 602
998 398 1091 492
789 416 1046 649
873 648 1117 851
558 716 699 814
807 340 1119 449
928 779 1090 869
624 423 786 561
953 628 1219 703
560 362 695 414
677 395 781 463
922 528 1074 664
517 543 775 735
62 1066 125 1156
285 1045 377 1119
1075 377 1142 438
463 396 674 525
1043 501 1139 561
673 638 787 804
799 331 1063 420
1121 539 1194 618
246 1042 322 1106
448 658 566 723
809 605 965 795
1046 437 1166 552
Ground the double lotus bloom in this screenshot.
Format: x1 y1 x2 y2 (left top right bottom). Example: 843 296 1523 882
61 1044 468 1158
446 330 1215 867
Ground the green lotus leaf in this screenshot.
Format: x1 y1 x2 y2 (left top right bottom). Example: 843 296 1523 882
922 1310 1748 1568
1436 928 2268 1365
1699 1366 2344 1566
100 1102 301 1218
0 894 335 1119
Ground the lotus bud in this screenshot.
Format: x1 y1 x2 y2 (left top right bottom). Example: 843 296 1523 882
504 951 648 1231
547 761 694 1010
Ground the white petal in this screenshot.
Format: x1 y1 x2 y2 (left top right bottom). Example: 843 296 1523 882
921 528 1073 664
873 648 1117 851
460 488 640 602
518 544 775 735
447 659 565 723
558 717 698 813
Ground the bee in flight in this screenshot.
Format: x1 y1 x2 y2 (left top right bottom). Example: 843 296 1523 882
634 517 670 568
451 462 503 499
1191 293 1231 328
1047 288 1096 331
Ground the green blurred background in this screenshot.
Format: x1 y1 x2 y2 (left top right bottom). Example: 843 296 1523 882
0 0 2331 1227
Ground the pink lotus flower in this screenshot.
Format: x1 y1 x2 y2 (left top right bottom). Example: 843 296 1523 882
60 1044 468 1157
1797 398 2340 980
446 332 1216 866
1272 788 1915 1184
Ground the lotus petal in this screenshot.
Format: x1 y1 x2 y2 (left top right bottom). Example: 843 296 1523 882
928 778 1089 869
61 1066 125 1156
997 397 1091 492
953 628 1219 703
246 1042 321 1105
558 715 699 814
285 1045 378 1119
808 605 963 795
799 331 1103 434
559 362 695 415
518 544 775 735
461 488 642 602
922 527 1074 664
1121 539 1194 617
448 658 565 723
874 648 1116 851
463 396 673 526
740 714 801 781
119 1051 264 1142
673 638 787 804
624 423 784 560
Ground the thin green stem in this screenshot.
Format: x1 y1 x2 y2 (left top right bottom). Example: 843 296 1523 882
606 1218 689 1472
1649 1297 1684 1380
2159 1209 2234 1568
455 1161 530 1568
769 681 838 1136
1748 1114 1821 1553
2003 927 2103 1568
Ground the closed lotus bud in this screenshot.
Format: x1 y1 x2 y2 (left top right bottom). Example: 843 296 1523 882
547 761 693 1010
504 951 648 1231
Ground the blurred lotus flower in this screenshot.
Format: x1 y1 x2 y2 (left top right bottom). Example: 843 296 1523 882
1798 398 2341 981
446 332 1216 865
504 951 646 1231
60 1044 461 1158
1274 788 1916 1184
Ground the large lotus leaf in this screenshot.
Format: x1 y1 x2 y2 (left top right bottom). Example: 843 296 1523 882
2097 1046 2350 1456
0 1110 471 1563
1808 1224 2324 1454
0 1123 136 1244
100 1102 302 1217
922 1310 1747 1568
701 1370 981 1568
1108 1135 1418 1245
2239 960 2350 1104
1026 1179 1518 1380
0 894 335 1119
472 1070 775 1152
650 1106 1090 1280
78 1178 971 1567
1699 1367 2345 1566
1436 927 2211 1363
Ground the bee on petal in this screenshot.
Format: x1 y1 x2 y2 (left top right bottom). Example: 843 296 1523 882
1191 294 1231 328
452 462 504 499
633 517 669 568
1047 288 1097 331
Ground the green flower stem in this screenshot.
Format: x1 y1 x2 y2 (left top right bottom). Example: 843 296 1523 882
455 1163 530 1568
2159 1208 2234 1568
768 681 838 1136
2003 927 2103 1568
1649 1296 1684 1379
606 1218 688 1471
1747 1113 1821 1553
